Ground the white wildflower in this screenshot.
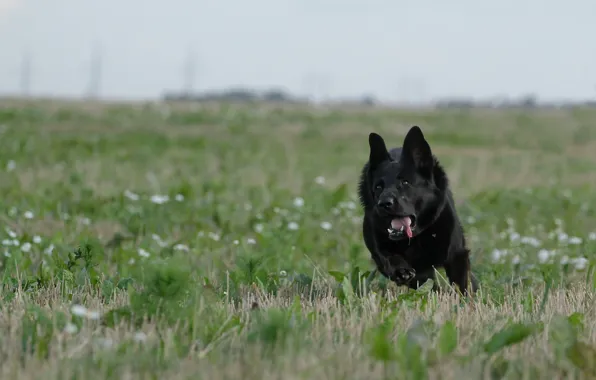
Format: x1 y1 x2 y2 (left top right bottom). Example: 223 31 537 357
124 190 140 201
568 236 583 245
150 194 169 204
32 235 42 244
134 331 147 343
279 270 287 277
293 197 305 208
23 211 34 219
6 228 17 238
233 240 239 245
173 244 189 251
71 305 100 320
6 160 16 171
20 242 32 253
287 222 299 231
138 248 150 258
96 338 114 349
588 232 596 241
491 249 507 262
320 221 332 231
64 323 78 334
557 232 569 243
87 310 101 320
208 232 220 241
175 194 184 202
70 305 87 317
44 244 55 255
538 249 554 263
314 176 326 185
246 238 256 245
254 224 264 233
520 236 541 247
341 201 357 210
509 232 520 242
571 257 588 271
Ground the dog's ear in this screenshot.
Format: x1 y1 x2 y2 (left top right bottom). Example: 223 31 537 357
402 126 433 172
368 133 390 169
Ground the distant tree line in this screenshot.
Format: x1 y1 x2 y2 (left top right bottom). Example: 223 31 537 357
162 88 596 109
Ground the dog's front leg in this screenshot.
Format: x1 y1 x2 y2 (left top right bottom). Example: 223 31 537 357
375 253 416 286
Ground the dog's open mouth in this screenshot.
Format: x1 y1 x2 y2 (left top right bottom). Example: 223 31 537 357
387 215 416 240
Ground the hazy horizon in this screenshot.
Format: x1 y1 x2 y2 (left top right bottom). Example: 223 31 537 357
1 0 595 102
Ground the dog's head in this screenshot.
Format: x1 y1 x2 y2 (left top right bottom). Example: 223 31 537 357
366 126 443 240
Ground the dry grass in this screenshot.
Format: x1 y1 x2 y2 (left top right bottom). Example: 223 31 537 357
1 280 594 379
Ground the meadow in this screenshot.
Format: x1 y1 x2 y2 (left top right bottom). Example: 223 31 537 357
1 99 596 379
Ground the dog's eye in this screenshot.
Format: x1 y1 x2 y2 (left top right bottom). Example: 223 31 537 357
401 179 409 186
374 184 383 192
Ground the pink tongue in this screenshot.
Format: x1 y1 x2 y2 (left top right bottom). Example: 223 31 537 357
391 217 413 238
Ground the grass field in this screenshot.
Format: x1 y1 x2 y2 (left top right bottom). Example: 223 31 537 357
1 100 596 379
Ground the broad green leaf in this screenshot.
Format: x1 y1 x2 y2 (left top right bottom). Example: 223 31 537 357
483 322 543 354
438 320 458 356
328 271 346 283
566 341 596 375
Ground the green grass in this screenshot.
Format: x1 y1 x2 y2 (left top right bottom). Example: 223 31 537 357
1 100 596 379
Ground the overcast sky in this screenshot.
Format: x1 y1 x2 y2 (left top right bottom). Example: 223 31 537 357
1 0 595 102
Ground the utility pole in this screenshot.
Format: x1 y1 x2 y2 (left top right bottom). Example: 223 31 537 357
86 43 103 99
183 45 197 96
20 51 31 97
302 72 332 103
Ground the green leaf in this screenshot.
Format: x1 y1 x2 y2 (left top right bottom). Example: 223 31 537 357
566 341 596 375
102 307 134 328
549 315 577 348
416 279 434 294
116 277 134 290
328 271 346 283
101 279 115 301
438 320 458 356
567 312 585 333
483 322 543 355
341 277 355 301
329 183 348 205
367 320 396 362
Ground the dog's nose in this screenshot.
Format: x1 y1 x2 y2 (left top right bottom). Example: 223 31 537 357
378 198 394 211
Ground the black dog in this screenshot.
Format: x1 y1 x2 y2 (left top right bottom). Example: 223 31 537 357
358 126 477 295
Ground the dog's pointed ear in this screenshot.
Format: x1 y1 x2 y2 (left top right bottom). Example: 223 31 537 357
402 126 433 171
368 133 390 169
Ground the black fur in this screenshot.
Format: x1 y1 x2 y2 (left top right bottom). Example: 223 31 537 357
358 126 477 295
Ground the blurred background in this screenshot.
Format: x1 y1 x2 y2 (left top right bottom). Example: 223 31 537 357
1 0 595 108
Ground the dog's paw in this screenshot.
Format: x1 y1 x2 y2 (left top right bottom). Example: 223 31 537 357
391 267 416 285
